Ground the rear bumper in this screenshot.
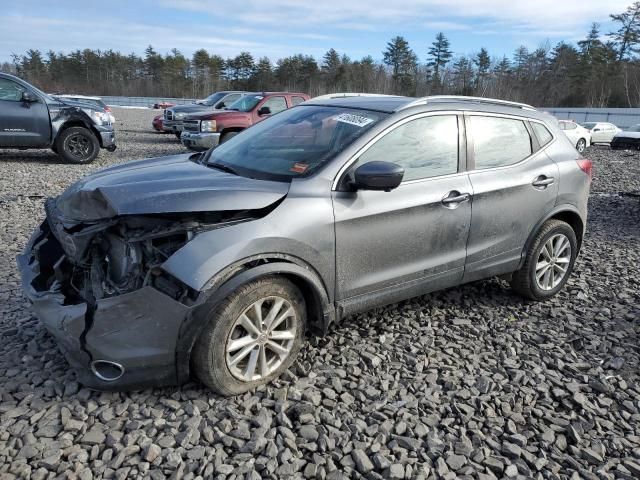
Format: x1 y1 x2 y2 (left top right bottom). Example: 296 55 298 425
17 222 191 390
181 132 221 151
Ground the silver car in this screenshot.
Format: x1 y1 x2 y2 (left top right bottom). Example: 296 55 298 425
18 95 592 395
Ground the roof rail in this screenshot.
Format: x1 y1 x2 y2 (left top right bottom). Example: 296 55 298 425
312 92 403 100
396 95 536 111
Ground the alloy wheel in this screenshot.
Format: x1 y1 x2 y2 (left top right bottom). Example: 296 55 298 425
535 233 572 291
225 296 297 382
576 139 586 153
66 133 92 159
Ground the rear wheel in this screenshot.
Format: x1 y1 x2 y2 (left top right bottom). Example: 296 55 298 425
511 220 577 301
576 138 586 153
192 276 306 396
56 127 99 164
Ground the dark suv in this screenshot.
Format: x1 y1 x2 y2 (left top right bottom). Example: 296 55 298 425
0 73 116 163
18 95 590 395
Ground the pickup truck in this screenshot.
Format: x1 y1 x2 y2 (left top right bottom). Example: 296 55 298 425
163 91 249 138
0 73 116 164
180 92 310 151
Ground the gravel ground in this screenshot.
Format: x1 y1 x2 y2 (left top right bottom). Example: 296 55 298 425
0 107 639 480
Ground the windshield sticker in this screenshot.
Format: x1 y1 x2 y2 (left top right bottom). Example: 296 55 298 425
290 162 309 174
334 113 374 127
254 95 264 100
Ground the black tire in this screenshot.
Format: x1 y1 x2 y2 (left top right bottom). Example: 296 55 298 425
56 127 99 164
511 219 578 301
576 138 586 153
220 131 239 144
192 276 306 396
174 132 182 139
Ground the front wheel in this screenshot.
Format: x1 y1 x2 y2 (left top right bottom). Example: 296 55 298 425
220 131 239 144
56 127 99 164
192 277 306 396
511 220 578 301
576 138 586 153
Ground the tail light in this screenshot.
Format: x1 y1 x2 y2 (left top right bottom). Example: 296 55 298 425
576 159 592 179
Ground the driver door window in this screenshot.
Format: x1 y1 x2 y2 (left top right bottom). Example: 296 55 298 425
357 115 459 181
0 79 25 102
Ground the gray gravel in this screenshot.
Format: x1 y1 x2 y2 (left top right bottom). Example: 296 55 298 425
1 107 639 479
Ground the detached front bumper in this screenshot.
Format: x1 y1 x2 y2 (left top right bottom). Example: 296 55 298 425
181 132 220 151
97 125 116 151
17 221 191 390
611 137 640 150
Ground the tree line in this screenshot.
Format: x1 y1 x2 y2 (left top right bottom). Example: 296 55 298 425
4 2 640 107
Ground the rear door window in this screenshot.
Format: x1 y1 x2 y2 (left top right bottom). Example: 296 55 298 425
470 116 532 169
262 96 287 114
291 96 306 106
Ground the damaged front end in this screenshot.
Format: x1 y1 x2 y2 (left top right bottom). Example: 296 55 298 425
17 198 260 389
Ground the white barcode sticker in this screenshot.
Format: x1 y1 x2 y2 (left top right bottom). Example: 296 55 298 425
334 113 374 127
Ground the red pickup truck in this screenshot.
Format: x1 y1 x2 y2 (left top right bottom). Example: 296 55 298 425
180 92 310 151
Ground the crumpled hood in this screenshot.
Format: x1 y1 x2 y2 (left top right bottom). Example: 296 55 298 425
55 154 290 221
614 131 640 139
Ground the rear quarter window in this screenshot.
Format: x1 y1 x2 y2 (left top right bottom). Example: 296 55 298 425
531 122 553 147
470 116 532 169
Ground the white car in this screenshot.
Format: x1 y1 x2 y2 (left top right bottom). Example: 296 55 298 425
54 94 115 124
557 120 591 153
579 122 621 145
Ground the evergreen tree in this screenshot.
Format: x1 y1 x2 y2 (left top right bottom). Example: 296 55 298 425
427 32 453 88
609 2 640 60
383 36 418 95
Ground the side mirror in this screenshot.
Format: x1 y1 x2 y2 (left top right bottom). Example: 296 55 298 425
258 106 271 116
352 161 404 192
21 91 37 102
593 128 600 132
215 102 225 109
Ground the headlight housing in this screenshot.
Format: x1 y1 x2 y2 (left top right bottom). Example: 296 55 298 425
175 112 186 119
201 120 217 132
89 110 111 126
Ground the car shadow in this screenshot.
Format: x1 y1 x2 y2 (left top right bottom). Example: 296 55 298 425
0 150 69 165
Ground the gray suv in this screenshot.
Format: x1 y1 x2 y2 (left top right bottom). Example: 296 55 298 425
18 95 591 395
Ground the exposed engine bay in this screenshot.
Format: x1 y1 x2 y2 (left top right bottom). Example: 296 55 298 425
39 198 262 306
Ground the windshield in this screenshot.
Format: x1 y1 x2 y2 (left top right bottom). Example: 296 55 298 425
200 92 226 106
205 105 388 181
226 94 262 112
581 122 597 129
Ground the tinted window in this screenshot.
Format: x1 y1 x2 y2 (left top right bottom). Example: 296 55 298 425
532 122 553 146
470 116 532 169
0 78 25 101
262 96 287 114
565 123 577 130
358 115 459 181
291 96 306 106
220 94 241 107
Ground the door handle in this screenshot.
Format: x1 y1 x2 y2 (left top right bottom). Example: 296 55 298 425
532 176 554 188
442 191 470 206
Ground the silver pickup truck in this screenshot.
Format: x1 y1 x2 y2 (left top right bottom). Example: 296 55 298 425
163 91 249 137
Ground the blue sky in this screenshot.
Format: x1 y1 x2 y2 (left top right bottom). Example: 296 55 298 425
0 0 631 64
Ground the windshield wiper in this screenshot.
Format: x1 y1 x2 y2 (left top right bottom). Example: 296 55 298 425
207 162 239 176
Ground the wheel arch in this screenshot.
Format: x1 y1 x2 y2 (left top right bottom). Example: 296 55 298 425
175 255 335 383
54 120 102 146
519 205 585 270
220 126 244 137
